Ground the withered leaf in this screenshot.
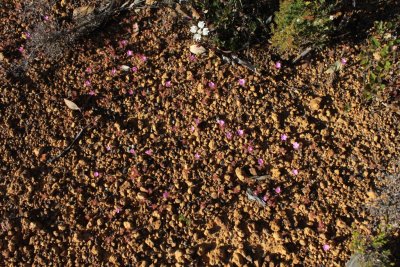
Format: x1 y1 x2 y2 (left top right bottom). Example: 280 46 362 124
190 6 201 19
73 5 95 21
64 99 81 111
246 188 266 207
120 65 130 71
190 44 206 55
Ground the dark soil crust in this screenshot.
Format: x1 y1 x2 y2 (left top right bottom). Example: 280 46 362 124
0 2 399 266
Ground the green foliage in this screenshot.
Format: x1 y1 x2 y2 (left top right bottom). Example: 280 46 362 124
350 228 393 267
270 0 335 58
190 0 276 51
178 214 191 226
359 20 400 100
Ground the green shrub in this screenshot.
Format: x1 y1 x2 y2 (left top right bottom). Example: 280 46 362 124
190 0 277 51
270 0 335 58
359 20 400 100
348 229 392 267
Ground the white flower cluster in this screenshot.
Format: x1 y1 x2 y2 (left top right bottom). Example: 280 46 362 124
190 21 209 41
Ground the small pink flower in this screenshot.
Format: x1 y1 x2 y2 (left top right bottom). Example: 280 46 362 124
292 142 300 150
24 32 31 39
89 90 95 96
145 149 153 156
238 78 246 86
194 153 200 160
258 158 264 166
120 40 128 47
275 186 281 194
163 191 169 199
128 89 134 95
111 68 117 75
131 66 138 72
106 145 111 151
341 58 347 65
140 55 147 62
194 118 200 125
292 169 299 175
281 134 288 141
43 15 49 21
237 129 244 136
275 61 281 69
85 67 92 73
129 148 136 155
127 50 133 56
190 125 195 132
94 171 99 177
190 54 196 61
208 82 215 89
247 145 254 153
263 195 268 202
84 80 91 87
217 119 225 127
115 207 121 214
165 81 172 87
323 244 330 251
18 46 24 53
226 132 232 139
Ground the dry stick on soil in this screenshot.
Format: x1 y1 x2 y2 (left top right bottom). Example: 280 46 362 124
248 175 270 181
47 127 86 163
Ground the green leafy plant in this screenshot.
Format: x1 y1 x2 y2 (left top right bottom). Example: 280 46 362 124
348 228 393 267
270 0 335 58
190 0 277 51
360 20 400 100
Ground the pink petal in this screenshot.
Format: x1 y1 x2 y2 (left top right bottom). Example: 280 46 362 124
293 142 300 150
163 191 169 199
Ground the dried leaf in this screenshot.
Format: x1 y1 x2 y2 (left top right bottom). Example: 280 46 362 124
64 99 80 111
0 52 4 61
246 188 266 207
248 175 270 181
293 47 312 63
175 4 191 18
190 6 201 19
73 5 95 21
231 55 258 74
190 44 206 55
120 65 130 71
